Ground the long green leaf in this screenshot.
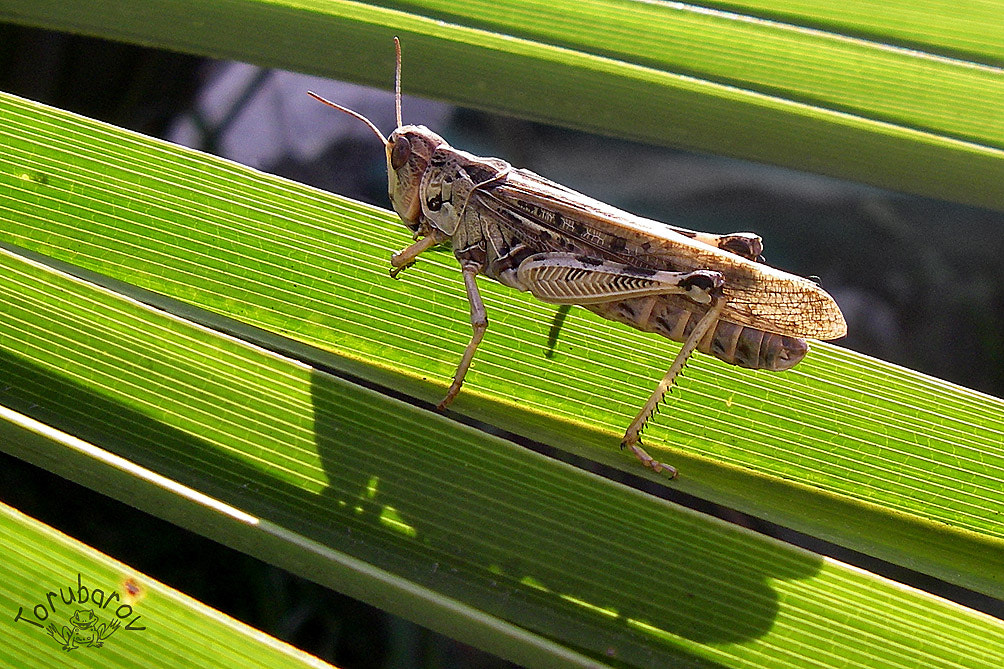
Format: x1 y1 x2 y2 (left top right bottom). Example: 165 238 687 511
2 0 1002 209
701 0 1004 63
374 0 1001 144
1 91 1002 605
2 246 1003 667
0 501 333 668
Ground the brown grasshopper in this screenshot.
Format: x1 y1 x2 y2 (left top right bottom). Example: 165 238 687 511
309 39 847 477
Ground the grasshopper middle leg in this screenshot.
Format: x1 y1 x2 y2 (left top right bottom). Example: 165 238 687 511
388 236 488 410
438 261 488 410
622 291 727 476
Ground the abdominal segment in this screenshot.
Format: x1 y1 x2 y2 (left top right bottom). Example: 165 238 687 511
584 295 808 371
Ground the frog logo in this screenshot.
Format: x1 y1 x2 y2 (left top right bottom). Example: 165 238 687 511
46 608 120 651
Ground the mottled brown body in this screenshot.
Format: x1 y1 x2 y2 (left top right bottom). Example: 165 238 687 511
309 39 846 475
450 167 830 371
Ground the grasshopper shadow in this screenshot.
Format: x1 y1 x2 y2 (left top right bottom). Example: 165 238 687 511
1 347 820 665
310 367 822 664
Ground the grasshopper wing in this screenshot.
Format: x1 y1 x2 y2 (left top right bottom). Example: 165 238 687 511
720 266 847 340
479 170 846 341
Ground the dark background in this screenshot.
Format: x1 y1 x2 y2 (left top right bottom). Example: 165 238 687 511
2 24 1002 667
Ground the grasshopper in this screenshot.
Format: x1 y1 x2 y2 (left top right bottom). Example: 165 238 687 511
309 39 847 477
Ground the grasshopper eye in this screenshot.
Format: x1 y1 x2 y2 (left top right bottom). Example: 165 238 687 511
390 136 412 170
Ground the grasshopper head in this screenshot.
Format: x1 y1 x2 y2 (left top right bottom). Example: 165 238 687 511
386 125 446 231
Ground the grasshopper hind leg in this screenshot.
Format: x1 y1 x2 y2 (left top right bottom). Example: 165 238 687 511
621 292 727 477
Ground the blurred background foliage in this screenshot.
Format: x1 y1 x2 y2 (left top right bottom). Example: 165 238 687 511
1 20 1002 668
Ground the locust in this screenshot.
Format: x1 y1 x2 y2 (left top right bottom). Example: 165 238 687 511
309 39 847 477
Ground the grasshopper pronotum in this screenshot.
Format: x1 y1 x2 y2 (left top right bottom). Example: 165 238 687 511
310 39 847 477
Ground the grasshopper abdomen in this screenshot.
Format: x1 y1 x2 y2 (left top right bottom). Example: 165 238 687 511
586 297 808 372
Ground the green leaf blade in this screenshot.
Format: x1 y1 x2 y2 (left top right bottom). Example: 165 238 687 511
3 250 1004 665
375 0 1003 146
3 0 1003 208
0 501 333 668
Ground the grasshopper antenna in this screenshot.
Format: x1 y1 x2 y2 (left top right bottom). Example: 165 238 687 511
393 36 403 128
307 38 405 144
306 91 388 147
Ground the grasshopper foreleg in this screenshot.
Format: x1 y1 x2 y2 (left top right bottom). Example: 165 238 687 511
438 262 488 410
621 291 727 477
390 233 442 278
